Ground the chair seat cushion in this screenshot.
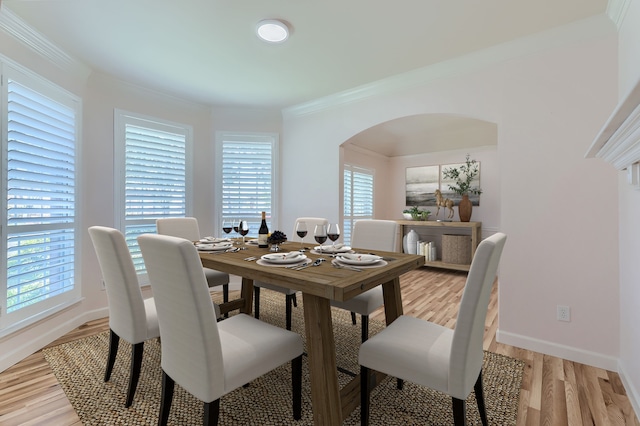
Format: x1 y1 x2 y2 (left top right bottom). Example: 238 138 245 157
359 315 452 394
330 287 383 316
218 314 303 393
254 280 297 296
143 297 160 340
204 268 230 287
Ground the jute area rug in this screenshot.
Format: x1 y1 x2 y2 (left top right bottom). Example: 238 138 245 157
43 290 524 425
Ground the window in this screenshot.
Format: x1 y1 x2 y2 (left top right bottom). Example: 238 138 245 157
114 110 192 279
343 165 374 246
215 132 278 237
1 62 81 332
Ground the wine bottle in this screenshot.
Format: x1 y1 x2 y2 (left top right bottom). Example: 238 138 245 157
258 211 269 248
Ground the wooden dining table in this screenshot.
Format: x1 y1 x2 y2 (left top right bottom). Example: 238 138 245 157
199 241 424 425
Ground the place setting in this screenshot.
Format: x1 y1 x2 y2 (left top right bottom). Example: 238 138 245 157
194 240 236 252
256 251 308 268
331 253 388 270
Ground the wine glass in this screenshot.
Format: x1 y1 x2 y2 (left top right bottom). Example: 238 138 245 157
314 224 327 252
222 219 232 238
327 223 340 251
239 220 249 244
295 221 308 251
232 219 240 243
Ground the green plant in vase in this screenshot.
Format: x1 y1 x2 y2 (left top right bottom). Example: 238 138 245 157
403 206 431 221
442 154 482 222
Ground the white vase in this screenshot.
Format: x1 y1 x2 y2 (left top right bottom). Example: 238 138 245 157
403 230 419 254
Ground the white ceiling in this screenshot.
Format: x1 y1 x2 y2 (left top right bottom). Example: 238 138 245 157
3 0 608 110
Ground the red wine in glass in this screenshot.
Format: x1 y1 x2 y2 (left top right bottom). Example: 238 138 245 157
327 223 340 250
239 221 249 244
314 234 327 245
295 221 308 250
297 230 308 239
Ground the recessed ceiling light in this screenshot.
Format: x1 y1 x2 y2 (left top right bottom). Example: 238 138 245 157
256 19 289 43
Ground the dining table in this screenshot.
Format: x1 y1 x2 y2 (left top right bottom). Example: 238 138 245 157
198 240 425 425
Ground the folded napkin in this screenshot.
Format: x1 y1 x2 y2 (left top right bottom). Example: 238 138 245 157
200 237 230 243
262 251 302 261
337 253 381 262
317 243 344 250
196 242 233 250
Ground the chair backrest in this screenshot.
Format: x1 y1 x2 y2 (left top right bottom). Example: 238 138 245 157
351 219 399 252
138 233 225 402
88 226 149 344
156 217 201 241
449 232 507 397
293 217 329 244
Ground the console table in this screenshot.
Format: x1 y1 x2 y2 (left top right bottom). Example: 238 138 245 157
395 220 481 272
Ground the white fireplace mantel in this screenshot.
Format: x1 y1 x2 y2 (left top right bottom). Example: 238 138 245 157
586 77 640 171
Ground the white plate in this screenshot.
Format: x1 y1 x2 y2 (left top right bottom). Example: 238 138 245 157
260 253 307 264
314 245 351 254
196 242 233 251
245 239 259 245
336 253 382 265
199 237 231 243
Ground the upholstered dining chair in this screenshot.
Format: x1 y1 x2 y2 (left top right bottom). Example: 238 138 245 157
253 217 329 330
359 232 507 426
88 226 160 408
330 219 399 342
138 233 304 426
156 217 230 306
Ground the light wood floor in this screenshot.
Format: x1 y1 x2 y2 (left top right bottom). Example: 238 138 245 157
0 268 638 425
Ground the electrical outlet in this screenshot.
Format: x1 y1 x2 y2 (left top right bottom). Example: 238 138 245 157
557 305 571 322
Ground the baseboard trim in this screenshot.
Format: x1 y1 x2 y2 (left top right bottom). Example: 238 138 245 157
618 361 640 420
0 307 108 373
496 329 618 371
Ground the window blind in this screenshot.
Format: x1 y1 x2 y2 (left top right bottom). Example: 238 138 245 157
122 121 188 272
343 165 374 246
221 139 274 235
6 78 76 314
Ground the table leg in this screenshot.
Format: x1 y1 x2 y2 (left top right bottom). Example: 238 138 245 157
240 277 254 315
381 277 403 325
302 293 342 425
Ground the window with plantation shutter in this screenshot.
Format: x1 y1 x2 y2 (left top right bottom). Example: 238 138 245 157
1 64 81 331
216 133 277 237
115 110 192 278
343 165 374 246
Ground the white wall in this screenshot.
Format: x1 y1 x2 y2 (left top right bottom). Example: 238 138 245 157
615 0 640 415
283 18 620 370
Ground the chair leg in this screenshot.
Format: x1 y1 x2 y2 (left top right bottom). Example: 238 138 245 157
361 315 369 342
254 286 260 319
285 294 294 330
351 312 357 325
125 342 144 407
360 366 370 426
292 293 298 307
292 355 302 420
475 370 488 426
452 397 467 426
223 284 229 318
158 371 175 426
104 329 120 382
397 378 404 389
203 399 220 426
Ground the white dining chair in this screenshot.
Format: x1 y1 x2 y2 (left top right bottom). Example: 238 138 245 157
330 219 399 342
138 233 304 426
359 233 507 426
156 217 230 306
253 217 329 330
88 226 160 408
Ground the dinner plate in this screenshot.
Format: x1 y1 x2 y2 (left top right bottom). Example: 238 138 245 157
260 253 307 264
245 239 259 246
196 242 233 251
314 245 352 254
332 259 388 269
335 253 382 265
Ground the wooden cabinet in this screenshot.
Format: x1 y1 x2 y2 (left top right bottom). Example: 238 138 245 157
395 220 481 272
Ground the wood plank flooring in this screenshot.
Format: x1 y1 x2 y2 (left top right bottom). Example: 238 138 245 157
0 268 637 425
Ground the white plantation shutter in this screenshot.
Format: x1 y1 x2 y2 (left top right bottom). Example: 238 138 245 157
218 134 277 236
115 111 191 275
2 66 80 329
343 165 374 246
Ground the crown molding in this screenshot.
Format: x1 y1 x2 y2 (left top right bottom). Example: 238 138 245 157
0 4 78 71
586 76 640 171
606 0 632 29
282 14 615 120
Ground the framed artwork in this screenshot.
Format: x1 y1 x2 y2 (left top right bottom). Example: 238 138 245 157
405 162 481 207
